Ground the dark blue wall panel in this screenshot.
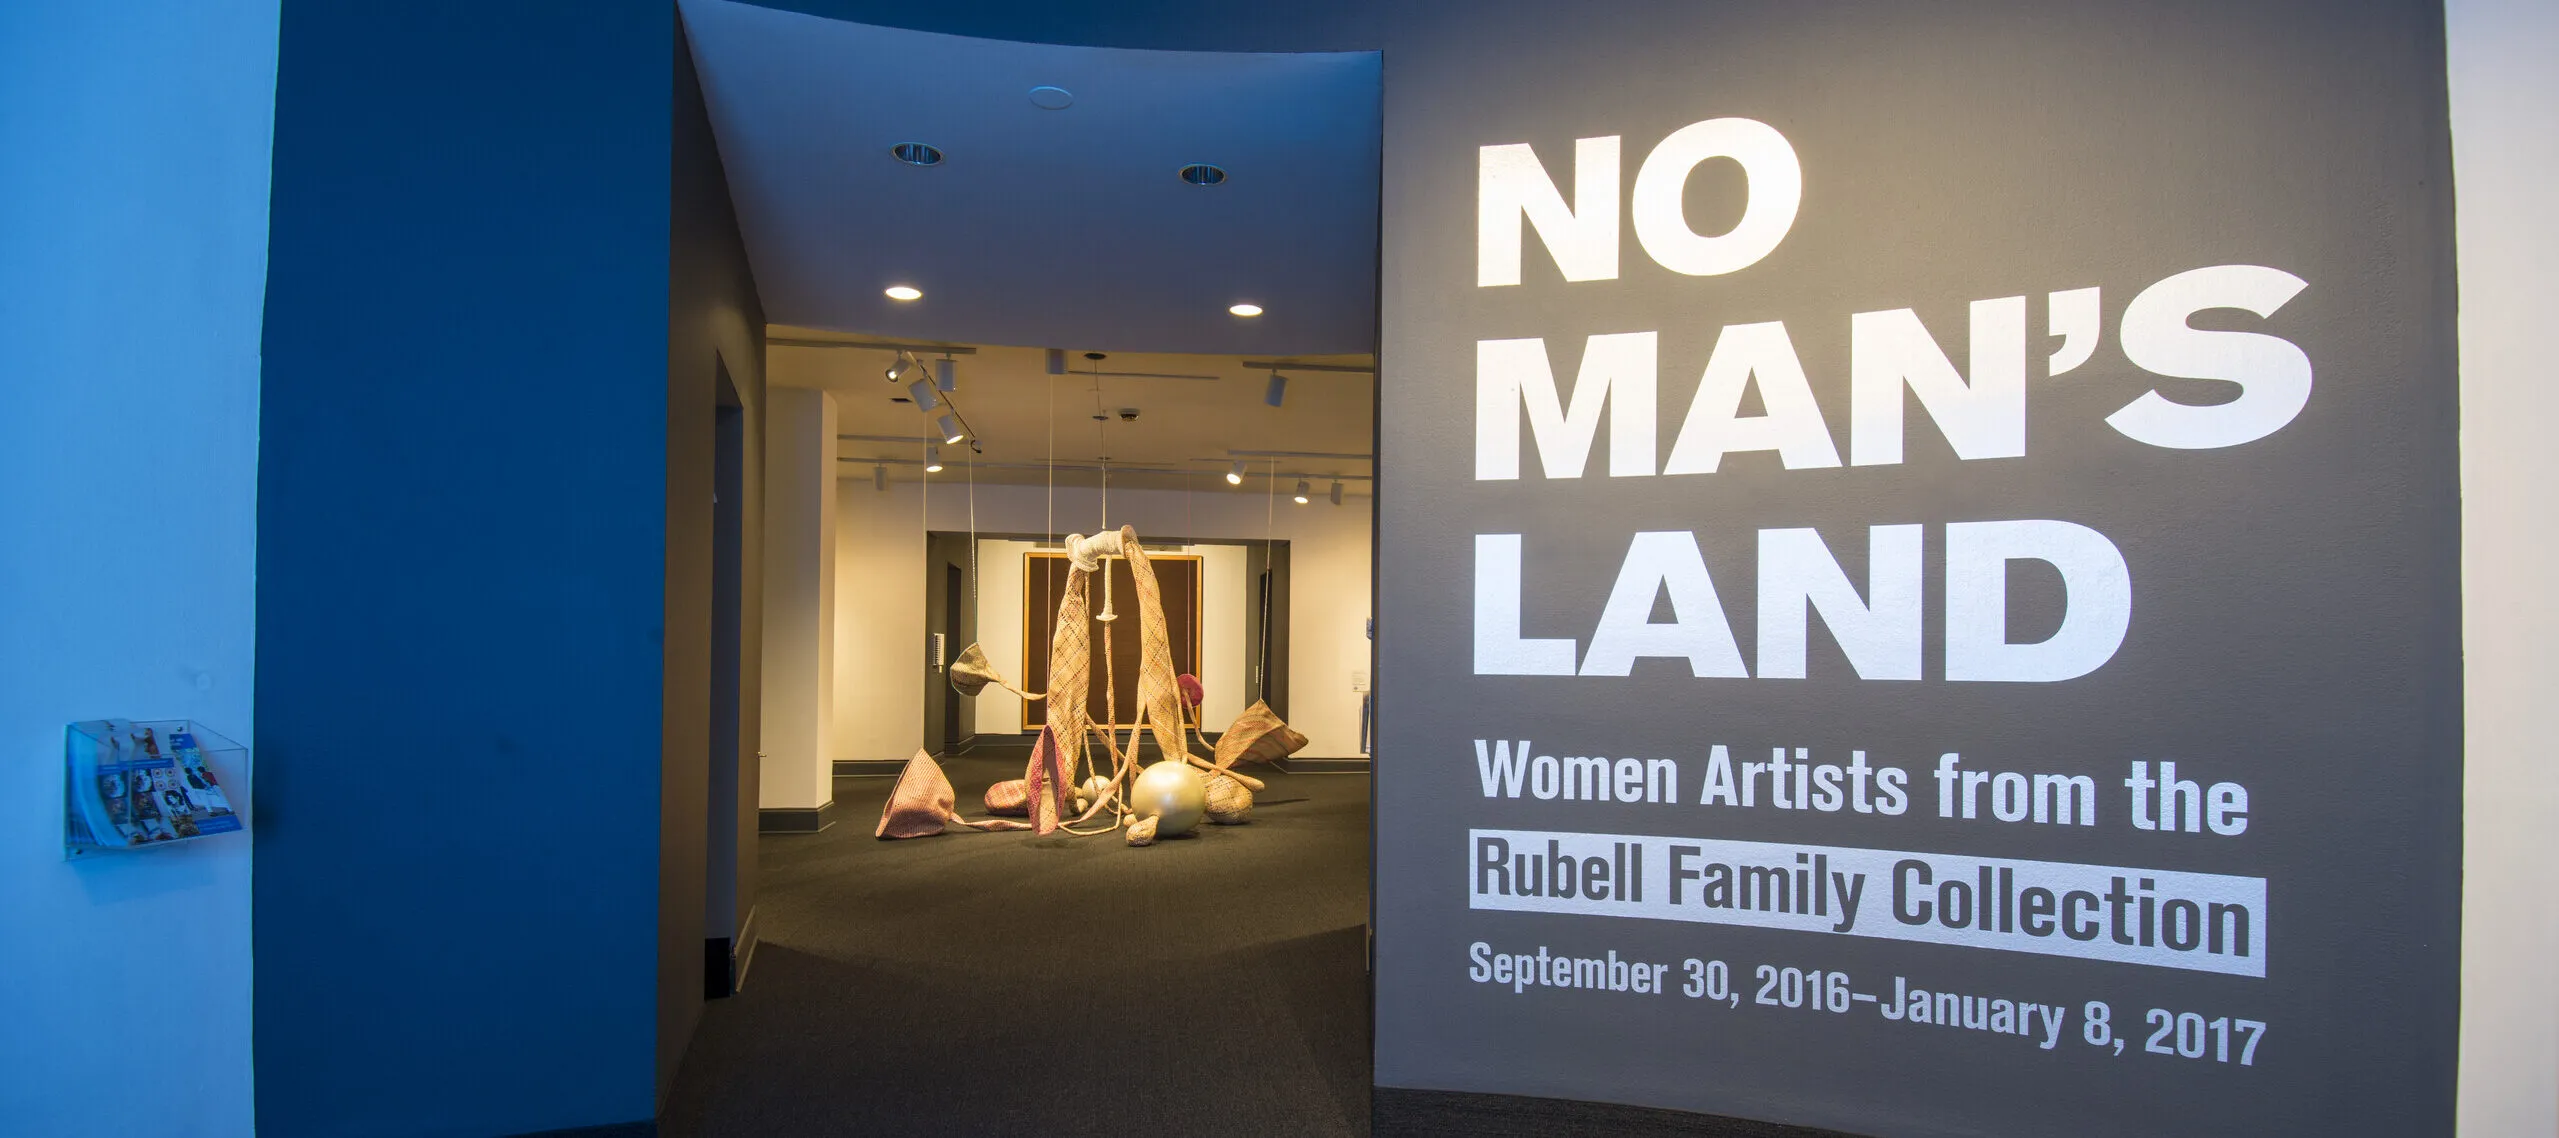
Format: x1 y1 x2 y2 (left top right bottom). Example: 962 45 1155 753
256 3 676 1134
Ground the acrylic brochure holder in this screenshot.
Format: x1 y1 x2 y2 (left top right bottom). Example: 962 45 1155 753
64 719 247 858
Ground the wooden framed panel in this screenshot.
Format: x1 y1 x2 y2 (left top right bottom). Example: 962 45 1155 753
1020 552 1202 731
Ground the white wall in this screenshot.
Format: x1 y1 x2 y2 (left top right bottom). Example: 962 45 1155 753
832 479 1373 759
969 537 1249 737
2448 3 2559 1134
833 481 931 762
0 2 277 1134
758 388 837 809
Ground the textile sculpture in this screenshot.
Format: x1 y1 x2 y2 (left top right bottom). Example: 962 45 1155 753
881 525 1315 845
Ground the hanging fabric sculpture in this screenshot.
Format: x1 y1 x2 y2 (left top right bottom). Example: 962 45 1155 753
882 524 1314 844
878 750 1032 839
1027 527 1188 834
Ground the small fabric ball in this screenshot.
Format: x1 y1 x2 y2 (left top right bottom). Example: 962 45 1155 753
983 778 1030 816
1077 775 1111 812
1126 815 1160 846
1204 773 1254 824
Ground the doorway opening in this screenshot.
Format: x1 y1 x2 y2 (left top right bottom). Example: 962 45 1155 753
665 4 1381 1134
704 360 751 999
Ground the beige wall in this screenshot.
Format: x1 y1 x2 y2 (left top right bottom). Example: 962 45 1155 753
831 479 930 764
831 478 1372 760
757 388 837 809
2449 1 2559 1133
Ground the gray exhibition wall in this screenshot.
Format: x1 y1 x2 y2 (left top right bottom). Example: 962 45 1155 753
1368 1 2459 1135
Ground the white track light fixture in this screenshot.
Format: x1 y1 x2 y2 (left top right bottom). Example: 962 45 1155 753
1293 479 1311 505
1264 371 1288 408
935 356 956 392
907 377 941 411
875 465 889 492
936 414 965 445
1330 480 1344 506
1226 461 1245 486
924 445 944 474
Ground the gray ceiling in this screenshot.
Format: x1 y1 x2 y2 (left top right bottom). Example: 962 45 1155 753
681 0 1382 355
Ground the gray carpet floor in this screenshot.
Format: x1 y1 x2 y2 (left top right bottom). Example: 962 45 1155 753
658 755 1373 1137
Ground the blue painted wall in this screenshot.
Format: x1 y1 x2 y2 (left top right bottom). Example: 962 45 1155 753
0 3 277 1135
254 3 678 1134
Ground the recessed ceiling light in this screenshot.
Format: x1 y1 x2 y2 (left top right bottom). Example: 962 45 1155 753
1180 163 1229 186
1029 86 1074 110
1229 303 1263 317
885 285 922 301
889 142 944 166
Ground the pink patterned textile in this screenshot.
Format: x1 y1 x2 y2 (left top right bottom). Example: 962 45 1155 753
878 750 1031 839
983 778 1030 816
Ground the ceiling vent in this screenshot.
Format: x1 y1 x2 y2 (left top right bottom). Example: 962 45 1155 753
889 142 944 167
1178 163 1229 187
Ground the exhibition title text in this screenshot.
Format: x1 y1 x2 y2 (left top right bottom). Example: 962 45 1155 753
1473 119 2311 682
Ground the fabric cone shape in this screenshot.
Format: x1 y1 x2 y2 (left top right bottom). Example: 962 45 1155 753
950 642 1041 701
878 750 1031 839
1024 724 1075 834
948 642 1000 697
1213 700 1309 770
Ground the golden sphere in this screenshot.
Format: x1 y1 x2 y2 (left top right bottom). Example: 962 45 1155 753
1130 760 1206 836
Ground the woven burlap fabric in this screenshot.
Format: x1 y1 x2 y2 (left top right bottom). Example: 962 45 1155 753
1029 527 1193 834
1213 699 1309 769
1119 528 1189 768
880 750 1032 839
1033 558 1094 833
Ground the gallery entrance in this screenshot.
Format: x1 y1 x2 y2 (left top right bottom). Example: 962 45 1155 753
661 3 1382 1134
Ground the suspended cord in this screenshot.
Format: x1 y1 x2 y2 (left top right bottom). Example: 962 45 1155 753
1259 457 1278 701
1045 372 1055 546
967 455 978 614
1091 356 1109 532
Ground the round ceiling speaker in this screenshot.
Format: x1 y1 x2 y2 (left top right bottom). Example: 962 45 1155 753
1028 86 1075 110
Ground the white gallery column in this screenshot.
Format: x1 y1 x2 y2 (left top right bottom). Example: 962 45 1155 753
759 386 837 821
